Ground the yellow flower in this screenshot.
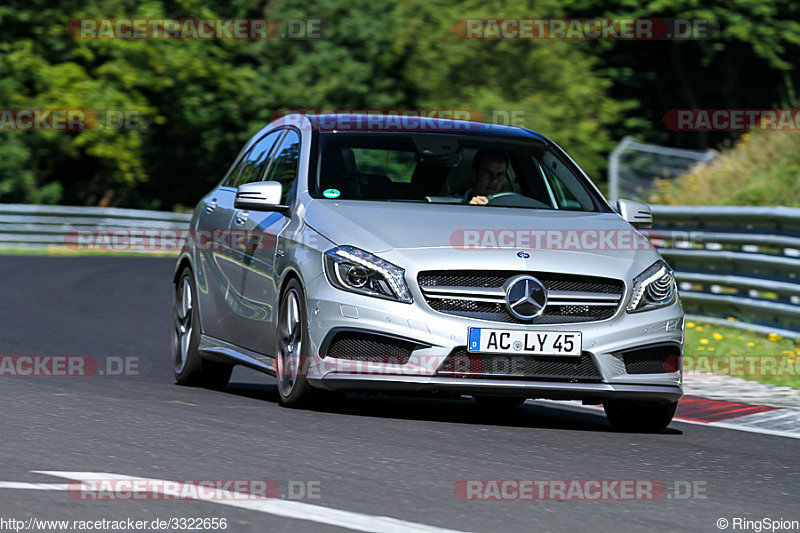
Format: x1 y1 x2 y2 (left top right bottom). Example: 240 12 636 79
726 317 738 321
747 342 755 347
686 321 696 328
699 338 709 345
768 333 781 341
713 333 724 341
708 347 715 351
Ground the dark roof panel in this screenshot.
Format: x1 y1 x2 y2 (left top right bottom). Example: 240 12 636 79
303 114 547 141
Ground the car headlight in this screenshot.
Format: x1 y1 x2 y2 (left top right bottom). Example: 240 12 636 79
323 246 412 303
627 260 677 313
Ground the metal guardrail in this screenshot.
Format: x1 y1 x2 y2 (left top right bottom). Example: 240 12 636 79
647 205 800 337
0 203 191 252
1 203 798 336
608 137 716 203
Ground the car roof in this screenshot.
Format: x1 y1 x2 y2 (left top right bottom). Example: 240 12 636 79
302 114 548 141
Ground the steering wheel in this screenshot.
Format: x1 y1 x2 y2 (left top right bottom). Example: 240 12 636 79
484 192 551 209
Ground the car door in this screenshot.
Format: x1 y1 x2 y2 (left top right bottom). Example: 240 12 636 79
230 128 301 355
222 129 287 349
193 143 253 341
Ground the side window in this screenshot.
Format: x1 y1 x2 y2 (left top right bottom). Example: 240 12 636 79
540 150 596 211
540 163 583 210
264 129 301 203
222 146 253 187
235 130 285 187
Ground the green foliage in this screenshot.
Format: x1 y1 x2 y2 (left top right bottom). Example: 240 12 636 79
393 0 632 179
0 0 799 208
650 129 800 206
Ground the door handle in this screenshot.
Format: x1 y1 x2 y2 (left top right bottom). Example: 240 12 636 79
234 210 249 225
205 198 217 213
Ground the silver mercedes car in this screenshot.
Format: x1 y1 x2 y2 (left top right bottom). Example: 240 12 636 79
172 114 683 431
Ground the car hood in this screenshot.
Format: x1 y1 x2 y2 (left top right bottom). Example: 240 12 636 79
304 199 660 273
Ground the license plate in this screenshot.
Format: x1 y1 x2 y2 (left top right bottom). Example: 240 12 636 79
467 328 582 356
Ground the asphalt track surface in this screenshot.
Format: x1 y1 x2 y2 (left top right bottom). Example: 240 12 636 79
0 255 797 532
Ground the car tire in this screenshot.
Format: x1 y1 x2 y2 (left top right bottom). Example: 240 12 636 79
172 267 233 390
603 399 678 432
473 396 527 408
275 279 316 407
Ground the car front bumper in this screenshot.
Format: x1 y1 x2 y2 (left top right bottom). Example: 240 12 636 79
303 273 684 403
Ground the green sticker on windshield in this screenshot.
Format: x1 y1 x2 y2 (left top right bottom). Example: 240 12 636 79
323 188 341 199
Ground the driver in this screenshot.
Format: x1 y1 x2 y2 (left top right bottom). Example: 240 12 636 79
463 150 508 205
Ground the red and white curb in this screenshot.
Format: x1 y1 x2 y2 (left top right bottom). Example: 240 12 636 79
672 396 800 438
540 395 800 439
683 372 800 410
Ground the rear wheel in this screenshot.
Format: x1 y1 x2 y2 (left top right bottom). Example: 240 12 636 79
275 279 316 407
473 396 527 408
603 399 678 432
172 267 232 390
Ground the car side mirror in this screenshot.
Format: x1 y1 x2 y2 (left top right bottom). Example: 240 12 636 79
234 181 290 214
616 199 653 230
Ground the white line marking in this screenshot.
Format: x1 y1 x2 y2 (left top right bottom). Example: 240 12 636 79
25 471 472 533
0 482 69 490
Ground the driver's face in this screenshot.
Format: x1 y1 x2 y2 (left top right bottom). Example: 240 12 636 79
473 159 507 196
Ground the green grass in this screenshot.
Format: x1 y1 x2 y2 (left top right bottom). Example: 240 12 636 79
684 320 800 388
649 129 800 207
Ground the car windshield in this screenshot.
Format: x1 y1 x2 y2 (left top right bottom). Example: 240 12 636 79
315 133 600 211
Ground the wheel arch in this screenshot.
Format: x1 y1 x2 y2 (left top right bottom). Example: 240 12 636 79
173 254 193 284
277 267 305 301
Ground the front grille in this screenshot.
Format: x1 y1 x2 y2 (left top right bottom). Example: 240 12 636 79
325 332 416 364
438 348 602 381
419 272 511 288
418 270 624 324
620 344 681 374
426 299 616 323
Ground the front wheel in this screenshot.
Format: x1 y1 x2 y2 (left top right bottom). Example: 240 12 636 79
275 279 316 407
172 267 232 390
603 400 678 432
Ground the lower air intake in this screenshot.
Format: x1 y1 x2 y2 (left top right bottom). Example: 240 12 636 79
438 348 602 381
324 332 417 364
